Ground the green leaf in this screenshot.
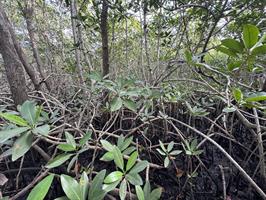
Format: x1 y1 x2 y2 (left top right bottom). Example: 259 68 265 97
169 150 182 156
67 155 78 172
126 151 138 172
164 157 170 168
100 140 114 152
110 97 123 112
184 49 193 63
46 154 73 169
120 136 133 151
123 99 137 112
113 146 124 171
0 127 29 143
150 188 162 200
126 173 143 185
227 60 241 71
129 161 148 174
12 132 33 161
60 175 82 200
252 45 266 55
102 180 120 192
100 152 114 161
167 141 174 152
143 181 151 200
217 46 237 57
119 179 127 200
80 172 89 200
65 132 76 149
245 92 266 102
58 144 76 152
79 131 92 146
135 185 145 200
104 171 123 184
232 88 243 103
0 113 29 127
122 146 136 155
156 148 166 156
221 39 243 53
159 140 167 152
89 170 106 200
33 125 50 136
20 101 37 125
243 24 259 49
27 174 54 200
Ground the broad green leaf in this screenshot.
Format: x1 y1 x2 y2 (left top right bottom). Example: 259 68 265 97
120 136 133 151
217 46 237 57
110 97 123 112
113 146 124 171
129 161 148 174
167 141 174 152
227 60 241 71
0 127 29 143
67 155 78 172
79 131 92 146
65 132 76 149
89 170 106 200
170 150 182 156
245 92 266 102
243 24 259 49
102 180 120 192
122 146 136 155
123 99 137 112
150 188 162 200
125 173 143 185
156 148 166 156
221 39 243 53
117 135 125 149
100 140 114 151
0 113 28 127
33 125 50 136
191 139 198 150
104 171 123 184
136 185 145 200
12 132 33 161
80 172 89 200
252 45 266 55
164 157 170 168
27 174 54 200
143 181 151 200
58 143 76 152
184 49 193 63
20 101 37 125
119 179 127 200
159 141 167 152
126 151 138 172
232 88 243 103
46 154 73 169
100 152 114 161
60 175 82 200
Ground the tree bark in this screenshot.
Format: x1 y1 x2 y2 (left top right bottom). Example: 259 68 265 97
70 0 86 86
21 0 51 91
0 4 28 105
100 0 109 77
